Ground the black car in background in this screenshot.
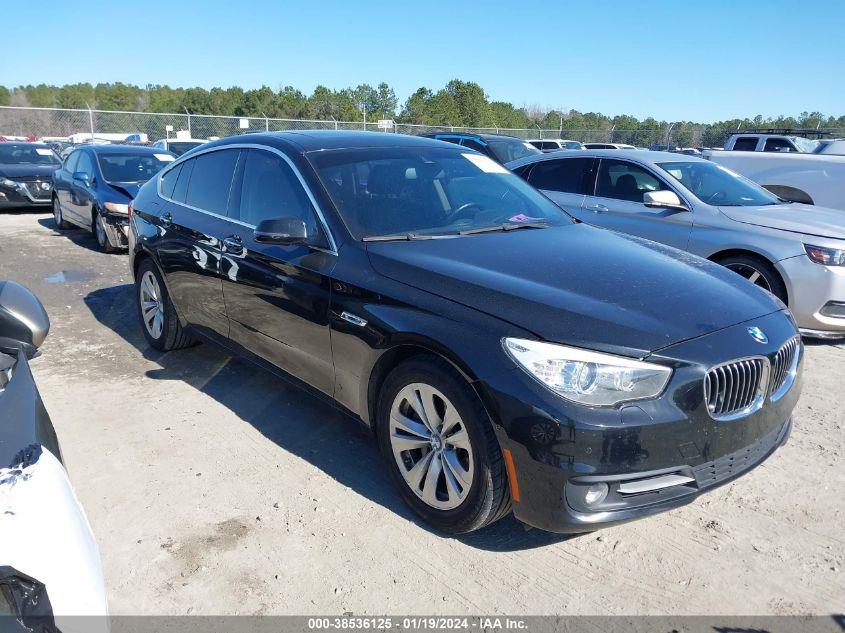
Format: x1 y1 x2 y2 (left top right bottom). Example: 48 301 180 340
51 145 175 252
127 131 801 534
0 143 60 210
421 132 541 165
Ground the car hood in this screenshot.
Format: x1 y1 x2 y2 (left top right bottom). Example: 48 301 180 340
0 164 59 180
366 224 782 357
105 181 143 199
719 203 845 239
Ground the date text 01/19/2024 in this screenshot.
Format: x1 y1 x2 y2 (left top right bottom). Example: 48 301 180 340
306 617 528 630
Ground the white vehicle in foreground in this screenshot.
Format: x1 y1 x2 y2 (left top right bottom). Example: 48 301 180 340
703 149 845 210
0 281 108 632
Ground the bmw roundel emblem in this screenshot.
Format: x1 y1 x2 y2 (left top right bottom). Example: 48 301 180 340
747 326 768 344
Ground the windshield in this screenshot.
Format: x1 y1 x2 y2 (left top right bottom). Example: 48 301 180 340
309 147 570 239
0 144 60 166
657 161 780 206
96 152 174 183
792 137 820 153
167 141 203 156
485 138 542 164
563 141 583 150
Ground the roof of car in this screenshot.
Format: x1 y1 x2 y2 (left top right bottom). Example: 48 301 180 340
83 144 175 155
205 130 467 153
420 132 524 142
506 148 704 170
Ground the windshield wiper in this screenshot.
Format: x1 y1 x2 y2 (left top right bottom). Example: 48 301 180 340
459 222 550 235
362 232 442 242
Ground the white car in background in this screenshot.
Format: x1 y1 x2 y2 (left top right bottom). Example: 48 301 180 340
151 137 207 157
527 139 585 151
583 142 637 150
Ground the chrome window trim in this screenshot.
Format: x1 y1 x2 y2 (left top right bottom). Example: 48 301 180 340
156 142 338 256
703 355 770 422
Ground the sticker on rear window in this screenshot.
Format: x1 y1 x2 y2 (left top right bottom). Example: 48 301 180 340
462 153 508 174
35 148 54 156
154 153 176 162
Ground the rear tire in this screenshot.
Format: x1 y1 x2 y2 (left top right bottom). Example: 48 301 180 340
375 356 511 534
135 258 196 351
717 254 787 304
53 197 71 229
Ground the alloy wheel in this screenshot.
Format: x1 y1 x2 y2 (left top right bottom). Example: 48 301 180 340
724 262 772 293
139 271 164 339
53 198 62 226
389 383 475 511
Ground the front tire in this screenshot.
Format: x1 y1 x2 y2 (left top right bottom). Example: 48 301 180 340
718 254 787 304
93 208 119 253
376 356 511 534
135 258 196 351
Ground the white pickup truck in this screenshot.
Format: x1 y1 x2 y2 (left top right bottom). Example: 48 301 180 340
723 132 824 153
703 149 845 211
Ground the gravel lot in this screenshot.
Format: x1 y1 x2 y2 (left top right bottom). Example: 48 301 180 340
1 211 843 616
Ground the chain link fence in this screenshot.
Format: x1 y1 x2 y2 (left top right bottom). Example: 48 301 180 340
2 106 843 150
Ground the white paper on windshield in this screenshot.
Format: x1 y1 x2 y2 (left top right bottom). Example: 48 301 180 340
461 153 508 174
35 148 54 156
154 153 176 162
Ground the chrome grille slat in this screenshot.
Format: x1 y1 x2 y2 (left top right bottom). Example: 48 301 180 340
770 336 800 400
704 357 766 420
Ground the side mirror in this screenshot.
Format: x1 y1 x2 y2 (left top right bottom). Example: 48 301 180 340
643 190 688 212
254 217 308 245
0 281 50 358
72 171 90 185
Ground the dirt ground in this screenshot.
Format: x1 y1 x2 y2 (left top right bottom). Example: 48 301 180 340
1 211 843 616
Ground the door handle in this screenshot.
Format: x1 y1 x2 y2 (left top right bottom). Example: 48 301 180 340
160 211 172 227
222 235 243 254
589 203 609 213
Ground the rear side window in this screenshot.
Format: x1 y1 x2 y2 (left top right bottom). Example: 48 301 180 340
435 136 462 146
732 137 758 151
763 138 795 152
160 164 182 199
460 138 487 153
184 149 240 215
528 158 595 194
171 158 194 203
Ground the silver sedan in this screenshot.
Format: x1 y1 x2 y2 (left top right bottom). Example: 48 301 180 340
507 149 845 338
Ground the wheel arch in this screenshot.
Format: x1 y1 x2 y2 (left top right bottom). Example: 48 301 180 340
364 341 492 431
707 248 790 306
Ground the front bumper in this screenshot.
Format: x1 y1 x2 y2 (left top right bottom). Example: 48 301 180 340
480 310 802 533
777 254 845 338
102 211 130 248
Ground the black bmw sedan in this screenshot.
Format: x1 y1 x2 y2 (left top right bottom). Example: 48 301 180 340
127 131 801 534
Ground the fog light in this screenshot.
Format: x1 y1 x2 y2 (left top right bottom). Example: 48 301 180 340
583 483 609 507
820 301 845 318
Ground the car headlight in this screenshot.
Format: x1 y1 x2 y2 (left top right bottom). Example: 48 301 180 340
804 243 845 266
104 202 130 214
0 178 18 189
503 338 672 406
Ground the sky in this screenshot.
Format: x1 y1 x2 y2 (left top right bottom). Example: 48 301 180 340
4 0 845 123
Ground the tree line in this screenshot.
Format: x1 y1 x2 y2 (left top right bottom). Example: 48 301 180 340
2 80 843 144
